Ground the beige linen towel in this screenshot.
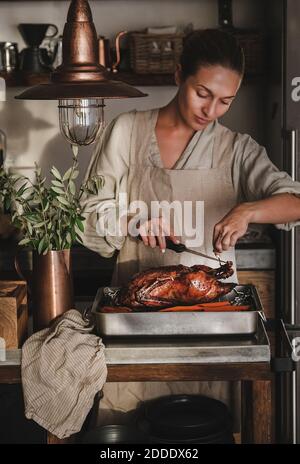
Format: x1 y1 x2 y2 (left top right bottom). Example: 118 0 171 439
21 309 107 439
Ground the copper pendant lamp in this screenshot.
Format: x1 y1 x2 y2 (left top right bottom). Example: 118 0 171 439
16 0 147 146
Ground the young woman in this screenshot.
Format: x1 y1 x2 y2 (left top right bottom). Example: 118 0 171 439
82 29 300 284
81 29 300 425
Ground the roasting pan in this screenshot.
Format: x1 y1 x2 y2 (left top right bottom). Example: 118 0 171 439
91 285 266 337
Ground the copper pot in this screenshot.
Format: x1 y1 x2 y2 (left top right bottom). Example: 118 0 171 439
32 249 74 331
98 32 127 72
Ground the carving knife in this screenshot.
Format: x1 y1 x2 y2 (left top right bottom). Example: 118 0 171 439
137 235 227 265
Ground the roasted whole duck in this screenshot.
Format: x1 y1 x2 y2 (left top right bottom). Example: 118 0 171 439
117 261 235 310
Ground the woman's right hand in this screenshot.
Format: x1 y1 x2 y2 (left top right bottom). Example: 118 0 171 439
136 217 179 252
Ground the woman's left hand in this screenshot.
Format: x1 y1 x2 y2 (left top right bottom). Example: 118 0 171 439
213 203 253 254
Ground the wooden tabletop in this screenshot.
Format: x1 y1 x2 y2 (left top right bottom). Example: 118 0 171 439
0 348 272 384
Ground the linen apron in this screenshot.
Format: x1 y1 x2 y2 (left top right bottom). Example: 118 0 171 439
112 110 237 285
100 110 240 427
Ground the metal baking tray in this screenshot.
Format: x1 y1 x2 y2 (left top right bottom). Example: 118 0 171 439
103 317 271 364
92 285 265 337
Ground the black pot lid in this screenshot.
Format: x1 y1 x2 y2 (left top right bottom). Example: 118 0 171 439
142 394 232 439
81 424 147 444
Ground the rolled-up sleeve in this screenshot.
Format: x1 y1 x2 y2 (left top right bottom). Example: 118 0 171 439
233 134 300 230
80 111 135 257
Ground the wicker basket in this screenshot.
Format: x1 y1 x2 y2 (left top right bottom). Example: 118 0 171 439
130 33 183 74
234 31 265 76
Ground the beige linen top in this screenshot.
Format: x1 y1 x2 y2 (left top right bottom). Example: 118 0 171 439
81 109 300 258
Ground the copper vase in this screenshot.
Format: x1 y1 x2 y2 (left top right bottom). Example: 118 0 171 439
32 249 74 331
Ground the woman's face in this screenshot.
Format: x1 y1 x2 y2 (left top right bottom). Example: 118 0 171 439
175 65 242 130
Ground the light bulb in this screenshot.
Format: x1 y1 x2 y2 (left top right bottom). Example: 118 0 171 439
58 98 105 146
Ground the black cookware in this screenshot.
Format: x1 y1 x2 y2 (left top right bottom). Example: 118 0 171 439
136 394 234 444
80 424 148 444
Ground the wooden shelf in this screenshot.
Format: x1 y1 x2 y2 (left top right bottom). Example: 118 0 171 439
0 70 265 88
110 71 176 86
0 71 51 87
0 71 176 88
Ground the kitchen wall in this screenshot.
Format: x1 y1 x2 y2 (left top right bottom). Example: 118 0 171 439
0 0 266 183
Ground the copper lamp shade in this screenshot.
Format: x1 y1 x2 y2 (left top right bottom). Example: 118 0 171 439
16 0 146 101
